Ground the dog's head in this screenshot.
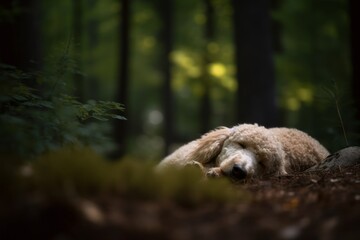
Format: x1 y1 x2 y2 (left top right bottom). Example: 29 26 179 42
192 124 287 180
216 124 287 180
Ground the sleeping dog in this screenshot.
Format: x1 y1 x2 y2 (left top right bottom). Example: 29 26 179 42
157 124 329 180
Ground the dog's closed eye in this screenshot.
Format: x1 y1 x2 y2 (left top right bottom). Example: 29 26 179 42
237 142 246 148
258 161 266 168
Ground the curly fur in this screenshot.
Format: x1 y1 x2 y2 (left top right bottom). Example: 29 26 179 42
157 123 329 179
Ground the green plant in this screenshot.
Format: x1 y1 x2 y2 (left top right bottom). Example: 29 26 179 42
322 79 349 146
0 55 125 157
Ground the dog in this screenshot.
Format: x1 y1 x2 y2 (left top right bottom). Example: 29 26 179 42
157 124 329 180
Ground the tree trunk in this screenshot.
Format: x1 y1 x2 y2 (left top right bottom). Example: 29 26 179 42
349 0 360 122
0 0 42 72
200 0 215 134
86 0 100 100
158 0 174 155
113 0 130 158
232 0 278 127
72 0 84 101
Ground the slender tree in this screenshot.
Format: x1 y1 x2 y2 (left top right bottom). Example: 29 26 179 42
200 0 215 133
271 0 283 54
114 0 130 158
86 0 100 100
232 0 278 127
72 0 84 101
349 0 360 121
158 0 174 155
0 0 42 72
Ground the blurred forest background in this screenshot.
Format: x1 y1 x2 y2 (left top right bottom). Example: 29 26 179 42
0 0 359 161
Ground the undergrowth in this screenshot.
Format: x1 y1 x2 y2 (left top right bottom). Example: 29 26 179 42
3 148 247 206
0 59 124 157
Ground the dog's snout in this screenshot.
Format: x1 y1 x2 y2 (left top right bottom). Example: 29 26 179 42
231 164 247 179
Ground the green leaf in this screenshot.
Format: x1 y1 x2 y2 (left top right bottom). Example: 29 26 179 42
92 115 108 121
23 100 54 109
112 115 127 120
12 95 27 101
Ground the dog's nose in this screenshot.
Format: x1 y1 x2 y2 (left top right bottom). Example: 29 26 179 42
231 164 247 179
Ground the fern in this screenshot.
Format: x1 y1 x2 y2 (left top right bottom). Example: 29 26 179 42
0 59 125 157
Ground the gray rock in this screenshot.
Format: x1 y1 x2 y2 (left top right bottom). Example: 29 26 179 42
307 146 360 171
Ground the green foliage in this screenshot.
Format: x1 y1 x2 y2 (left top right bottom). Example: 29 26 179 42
6 0 355 157
272 0 356 151
59 95 125 122
26 148 247 206
0 61 125 157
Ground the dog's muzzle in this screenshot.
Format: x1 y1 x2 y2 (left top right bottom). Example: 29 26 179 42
231 164 247 179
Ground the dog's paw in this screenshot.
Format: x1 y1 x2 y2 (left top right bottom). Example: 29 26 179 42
206 167 222 178
184 161 205 172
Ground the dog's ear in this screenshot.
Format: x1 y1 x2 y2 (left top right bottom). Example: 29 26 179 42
190 127 231 164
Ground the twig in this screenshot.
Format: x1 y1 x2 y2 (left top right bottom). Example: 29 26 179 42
323 80 349 146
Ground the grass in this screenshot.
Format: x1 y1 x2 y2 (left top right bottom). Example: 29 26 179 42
322 80 349 146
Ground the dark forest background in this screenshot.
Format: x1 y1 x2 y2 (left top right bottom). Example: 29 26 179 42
0 0 359 160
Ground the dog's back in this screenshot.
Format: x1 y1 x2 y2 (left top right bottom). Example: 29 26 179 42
270 128 330 172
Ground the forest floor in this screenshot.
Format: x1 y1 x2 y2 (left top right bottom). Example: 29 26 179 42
2 164 360 240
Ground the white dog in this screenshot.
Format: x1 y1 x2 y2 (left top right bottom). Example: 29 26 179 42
157 124 329 180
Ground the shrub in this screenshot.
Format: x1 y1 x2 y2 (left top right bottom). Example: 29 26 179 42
0 62 124 157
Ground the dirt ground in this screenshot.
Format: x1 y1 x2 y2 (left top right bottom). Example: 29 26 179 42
2 165 360 240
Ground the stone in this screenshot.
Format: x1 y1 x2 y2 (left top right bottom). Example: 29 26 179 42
308 146 360 171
